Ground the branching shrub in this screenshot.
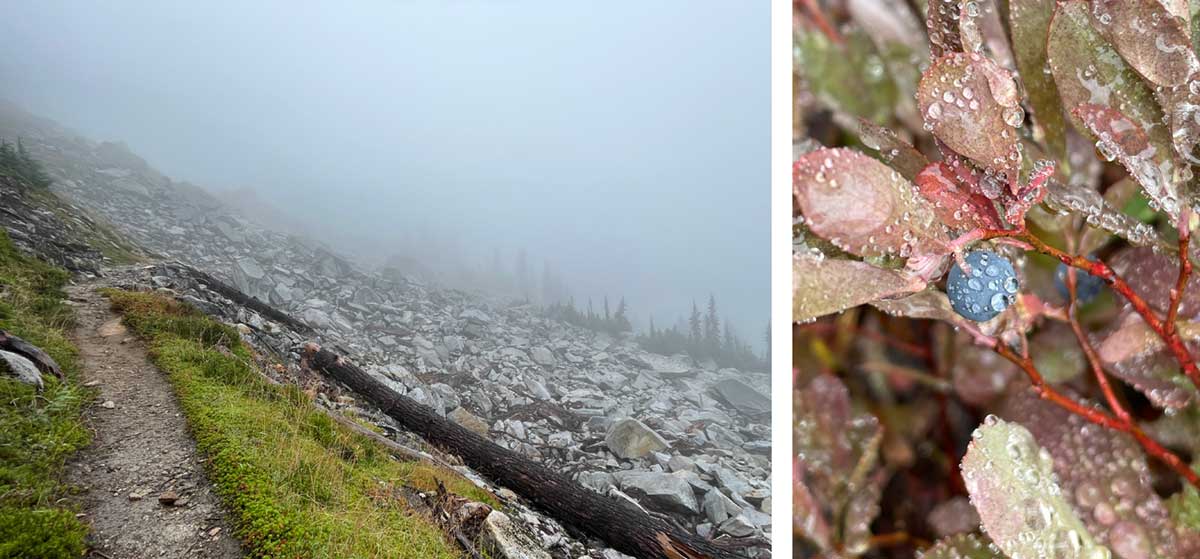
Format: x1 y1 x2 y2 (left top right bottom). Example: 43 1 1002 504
795 1 1200 557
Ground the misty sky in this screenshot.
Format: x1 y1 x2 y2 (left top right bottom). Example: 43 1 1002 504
0 1 769 345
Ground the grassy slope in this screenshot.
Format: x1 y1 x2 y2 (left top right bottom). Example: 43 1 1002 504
105 290 495 558
0 231 91 558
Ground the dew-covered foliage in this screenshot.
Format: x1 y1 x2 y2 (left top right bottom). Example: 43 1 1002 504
795 0 1200 557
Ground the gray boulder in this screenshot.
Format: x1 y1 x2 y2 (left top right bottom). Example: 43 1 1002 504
702 489 742 524
480 510 551 559
530 346 556 366
448 407 489 436
604 418 668 459
711 378 770 415
0 350 42 389
612 471 700 514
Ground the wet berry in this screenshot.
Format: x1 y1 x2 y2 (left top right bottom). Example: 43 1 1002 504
1054 260 1104 303
946 250 1019 322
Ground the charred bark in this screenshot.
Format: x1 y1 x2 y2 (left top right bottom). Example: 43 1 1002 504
303 343 743 559
0 330 63 380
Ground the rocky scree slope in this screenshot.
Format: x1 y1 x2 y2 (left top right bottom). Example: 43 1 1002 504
0 102 772 554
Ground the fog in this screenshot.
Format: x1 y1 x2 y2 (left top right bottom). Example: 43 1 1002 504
0 1 768 346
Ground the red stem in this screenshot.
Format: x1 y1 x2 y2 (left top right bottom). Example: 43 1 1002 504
796 0 843 44
978 228 1200 391
991 341 1200 488
1065 267 1132 423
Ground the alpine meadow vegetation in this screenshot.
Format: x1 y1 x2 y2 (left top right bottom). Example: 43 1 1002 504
795 1 1200 558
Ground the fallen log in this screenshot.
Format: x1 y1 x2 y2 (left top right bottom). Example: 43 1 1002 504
0 330 63 380
303 343 742 559
171 264 314 334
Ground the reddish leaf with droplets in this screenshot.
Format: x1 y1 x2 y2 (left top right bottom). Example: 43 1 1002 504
959 0 1014 69
1086 0 1200 167
1110 247 1200 318
927 0 965 58
794 148 947 259
1073 103 1183 221
856 118 929 181
1001 388 1198 557
1089 0 1197 88
915 161 1002 229
795 375 884 554
1096 313 1196 410
793 254 923 323
1047 1 1173 162
917 52 1023 175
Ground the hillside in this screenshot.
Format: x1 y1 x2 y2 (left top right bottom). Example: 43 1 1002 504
0 101 771 557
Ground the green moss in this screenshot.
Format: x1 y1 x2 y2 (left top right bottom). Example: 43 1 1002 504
0 507 88 559
106 289 495 558
0 230 90 559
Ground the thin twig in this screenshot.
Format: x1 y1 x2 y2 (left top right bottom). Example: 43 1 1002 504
979 227 1200 391
796 0 844 44
1065 263 1132 424
991 341 1200 488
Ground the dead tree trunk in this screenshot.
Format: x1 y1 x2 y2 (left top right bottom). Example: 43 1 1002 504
171 264 313 333
303 343 741 559
0 330 63 380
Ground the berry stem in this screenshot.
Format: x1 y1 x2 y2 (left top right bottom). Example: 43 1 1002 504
1166 209 1192 333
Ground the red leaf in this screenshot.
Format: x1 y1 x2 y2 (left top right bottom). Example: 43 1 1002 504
794 148 947 258
917 53 1023 175
915 162 1003 229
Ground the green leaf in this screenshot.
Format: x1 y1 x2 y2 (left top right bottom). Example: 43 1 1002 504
794 26 899 124
1009 0 1067 161
961 416 1110 559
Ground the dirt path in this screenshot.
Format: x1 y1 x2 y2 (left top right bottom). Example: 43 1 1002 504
64 281 242 559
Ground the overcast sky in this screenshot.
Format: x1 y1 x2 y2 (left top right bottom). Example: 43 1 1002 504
0 1 768 345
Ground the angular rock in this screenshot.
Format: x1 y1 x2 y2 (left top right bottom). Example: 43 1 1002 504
710 378 770 415
0 350 42 389
459 308 492 324
480 510 551 559
604 418 669 459
612 471 700 514
448 407 489 436
702 489 741 524
530 346 556 366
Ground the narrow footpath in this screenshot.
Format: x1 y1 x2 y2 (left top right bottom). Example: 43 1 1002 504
64 281 242 559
